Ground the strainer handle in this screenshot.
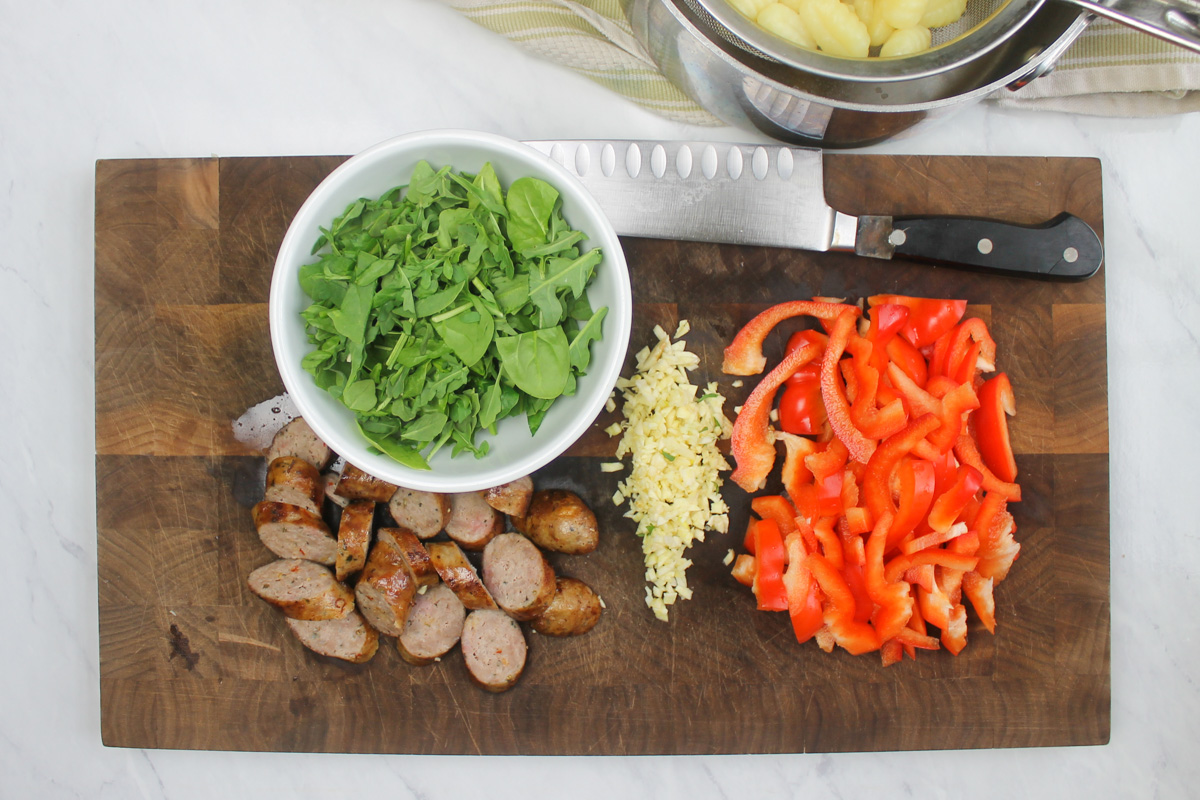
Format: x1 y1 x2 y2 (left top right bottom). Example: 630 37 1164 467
1068 0 1200 54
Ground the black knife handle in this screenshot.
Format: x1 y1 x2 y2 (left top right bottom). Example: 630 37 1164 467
860 212 1104 281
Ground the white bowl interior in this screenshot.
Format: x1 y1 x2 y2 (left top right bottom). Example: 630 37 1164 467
270 130 632 492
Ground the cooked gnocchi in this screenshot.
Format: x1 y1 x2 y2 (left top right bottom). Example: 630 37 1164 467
730 0 967 58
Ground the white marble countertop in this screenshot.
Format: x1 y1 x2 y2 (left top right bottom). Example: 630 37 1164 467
4 0 1198 795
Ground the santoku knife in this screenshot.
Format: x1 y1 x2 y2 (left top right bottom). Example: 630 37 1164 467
523 139 1102 281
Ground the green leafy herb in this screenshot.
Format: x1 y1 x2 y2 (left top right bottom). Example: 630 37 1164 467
297 161 607 469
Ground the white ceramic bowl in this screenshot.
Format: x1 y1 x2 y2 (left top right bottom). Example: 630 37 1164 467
270 130 632 492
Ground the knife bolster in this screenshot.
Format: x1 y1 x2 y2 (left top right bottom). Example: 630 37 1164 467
854 215 896 260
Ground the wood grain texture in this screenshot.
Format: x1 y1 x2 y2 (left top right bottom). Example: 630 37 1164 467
95 154 1109 754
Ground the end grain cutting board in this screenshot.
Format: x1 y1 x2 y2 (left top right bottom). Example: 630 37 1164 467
95 152 1109 754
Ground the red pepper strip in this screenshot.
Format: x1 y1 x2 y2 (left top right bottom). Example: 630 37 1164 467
947 530 980 556
806 553 881 655
945 317 997 376
972 490 1007 553
863 413 942 523
880 638 904 667
845 336 909 440
821 309 878 464
976 510 1020 583
778 368 826 435
901 521 969 555
886 458 936 551
816 470 844 518
842 530 866 567
868 295 967 349
916 582 952 631
751 495 800 540
843 562 874 623
722 300 857 375
864 512 914 642
962 570 996 633
927 465 984 531
841 467 859 509
792 483 820 526
812 516 844 569
886 362 941 418
731 554 756 587
941 603 969 655
782 534 824 643
886 335 928 388
742 514 759 555
793 517 820 555
955 426 1022 501
842 506 873 536
904 564 935 593
925 381 980 456
839 359 859 404
806 437 849 482
785 330 829 384
895 626 940 650
729 340 823 492
884 549 980 583
976 372 1018 483
941 565 965 605
951 339 983 385
868 303 909 349
751 519 788 611
777 431 818 497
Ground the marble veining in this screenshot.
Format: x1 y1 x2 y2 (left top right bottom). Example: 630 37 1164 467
2 0 1199 796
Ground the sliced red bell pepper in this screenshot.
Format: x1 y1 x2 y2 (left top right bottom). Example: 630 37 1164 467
925 380 980 455
901 521 969 555
862 413 942 523
868 295 967 349
941 602 969 655
806 553 881 655
731 554 756 587
805 437 849 482
944 317 997 377
954 426 1022 501
895 626 940 651
885 549 980 583
841 506 874 535
729 339 822 492
751 518 788 611
723 300 857 375
867 303 909 349
751 495 800 540
778 368 825 435
926 465 984 532
842 561 875 624
812 516 844 569
777 431 818 496
886 361 940 417
821 309 879 464
864 512 914 642
885 457 936 551
844 335 909 440
962 570 996 633
785 330 829 383
976 372 1018 483
782 533 824 643
742 514 759 555
816 470 844 518
880 638 904 667
886 334 928 388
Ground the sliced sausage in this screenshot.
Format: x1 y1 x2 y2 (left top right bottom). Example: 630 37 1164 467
247 558 353 620
461 609 527 692
263 456 325 515
388 487 450 539
396 583 466 665
425 541 499 611
253 501 338 565
482 533 556 621
335 499 374 582
335 462 398 503
267 417 333 470
286 610 379 663
323 471 351 509
444 492 503 551
383 526 438 587
483 476 534 517
353 530 418 637
531 577 602 636
513 490 599 554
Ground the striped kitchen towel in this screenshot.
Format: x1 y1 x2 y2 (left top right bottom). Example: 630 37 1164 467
440 0 1200 119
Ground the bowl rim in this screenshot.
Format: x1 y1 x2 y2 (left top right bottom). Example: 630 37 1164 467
268 129 632 492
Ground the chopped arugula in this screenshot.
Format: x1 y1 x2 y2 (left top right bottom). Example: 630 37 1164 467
298 161 607 469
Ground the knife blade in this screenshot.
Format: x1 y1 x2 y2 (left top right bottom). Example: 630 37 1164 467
523 139 1102 281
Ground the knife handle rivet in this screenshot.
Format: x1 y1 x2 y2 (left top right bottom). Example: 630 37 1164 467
889 229 907 246
977 238 994 255
1063 247 1079 263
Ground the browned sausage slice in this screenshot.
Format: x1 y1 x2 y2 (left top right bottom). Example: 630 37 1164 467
383 526 438 587
335 499 374 582
286 610 379 663
425 541 499 611
396 583 466 665
388 487 450 539
531 577 602 636
322 471 351 509
482 533 556 621
444 491 503 551
247 558 354 620
483 476 534 517
461 609 527 692
513 490 599 554
335 462 398 503
267 417 333 470
253 501 338 565
264 456 325 515
353 530 418 637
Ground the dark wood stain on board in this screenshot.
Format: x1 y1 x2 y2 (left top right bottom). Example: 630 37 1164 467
95 153 1109 754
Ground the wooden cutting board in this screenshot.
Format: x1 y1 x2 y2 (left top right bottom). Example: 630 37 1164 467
95 153 1109 754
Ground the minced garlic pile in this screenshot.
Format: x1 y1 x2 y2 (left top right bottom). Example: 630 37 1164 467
604 321 732 621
